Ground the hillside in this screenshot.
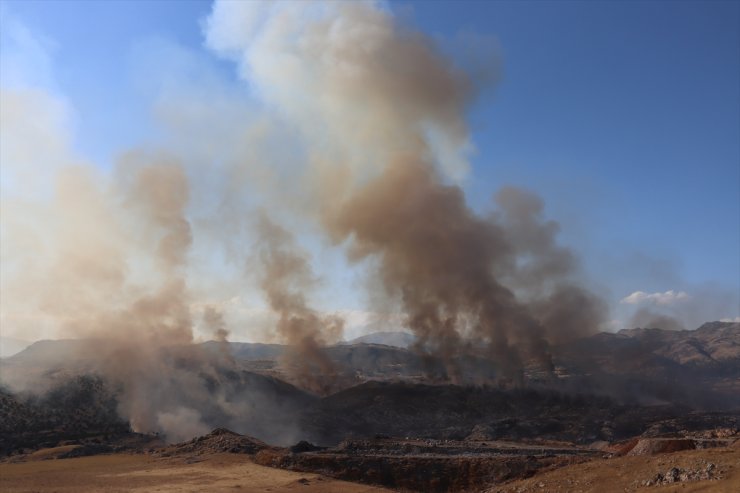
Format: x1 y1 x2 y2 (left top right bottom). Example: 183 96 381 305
341 331 416 348
553 321 740 408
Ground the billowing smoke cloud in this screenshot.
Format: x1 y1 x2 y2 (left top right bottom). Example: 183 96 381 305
157 407 211 444
205 0 606 380
0 151 309 442
0 10 321 444
324 159 604 379
204 0 474 184
1 0 609 442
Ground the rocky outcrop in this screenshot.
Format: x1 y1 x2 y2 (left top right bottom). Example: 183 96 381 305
157 428 270 456
643 462 721 486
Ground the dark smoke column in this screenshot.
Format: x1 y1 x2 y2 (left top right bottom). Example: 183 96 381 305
205 0 606 382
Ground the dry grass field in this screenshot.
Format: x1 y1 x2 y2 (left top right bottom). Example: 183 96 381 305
0 453 392 493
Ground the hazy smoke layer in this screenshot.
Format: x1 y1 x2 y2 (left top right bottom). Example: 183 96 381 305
0 146 308 443
202 305 229 342
256 214 344 392
206 1 605 379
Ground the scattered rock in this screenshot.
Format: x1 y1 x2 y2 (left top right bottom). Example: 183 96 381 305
643 462 720 486
156 428 269 457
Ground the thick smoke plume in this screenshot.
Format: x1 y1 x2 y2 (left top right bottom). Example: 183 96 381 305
0 148 307 443
256 214 344 392
206 1 606 380
326 158 603 379
1 0 607 441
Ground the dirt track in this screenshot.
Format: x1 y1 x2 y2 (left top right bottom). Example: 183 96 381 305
0 453 392 493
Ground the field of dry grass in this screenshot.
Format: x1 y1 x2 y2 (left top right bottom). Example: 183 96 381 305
0 453 392 493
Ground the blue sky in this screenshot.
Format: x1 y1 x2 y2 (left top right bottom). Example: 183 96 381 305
406 0 740 324
1 0 738 334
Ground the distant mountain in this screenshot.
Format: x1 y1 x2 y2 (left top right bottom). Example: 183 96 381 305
553 321 740 409
0 337 32 358
620 321 740 365
3 322 737 409
341 331 416 348
559 321 739 369
1 339 105 390
201 340 285 360
3 339 92 365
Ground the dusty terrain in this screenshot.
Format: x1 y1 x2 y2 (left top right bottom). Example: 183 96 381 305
2 439 738 493
489 445 740 492
1 322 738 492
255 437 599 492
0 453 392 493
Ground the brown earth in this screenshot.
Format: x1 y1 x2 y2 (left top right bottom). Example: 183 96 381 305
155 428 271 457
0 453 393 493
623 438 730 456
488 445 740 493
2 436 738 492
254 437 601 492
258 449 590 492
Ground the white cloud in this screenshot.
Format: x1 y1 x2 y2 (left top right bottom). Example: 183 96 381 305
720 317 740 323
620 290 690 306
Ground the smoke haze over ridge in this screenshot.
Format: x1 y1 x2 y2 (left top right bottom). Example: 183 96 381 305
205 0 607 379
0 0 635 440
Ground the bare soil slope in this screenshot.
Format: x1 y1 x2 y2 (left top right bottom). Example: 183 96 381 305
489 445 740 492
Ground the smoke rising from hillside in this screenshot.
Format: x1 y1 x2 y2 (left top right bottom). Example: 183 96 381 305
206 0 606 379
1 0 607 440
256 214 344 392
